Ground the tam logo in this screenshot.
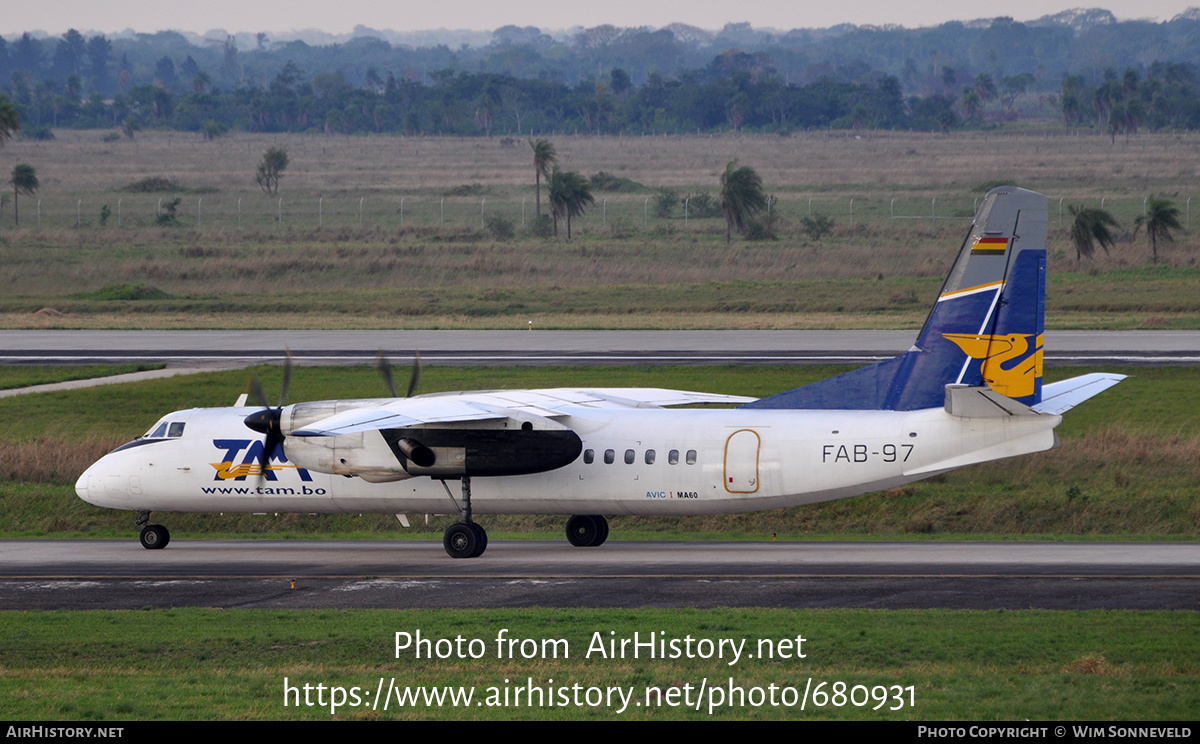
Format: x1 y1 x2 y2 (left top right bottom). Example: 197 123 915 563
210 439 313 482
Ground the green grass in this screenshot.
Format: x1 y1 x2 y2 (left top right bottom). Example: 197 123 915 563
0 364 166 391
1 608 1195 720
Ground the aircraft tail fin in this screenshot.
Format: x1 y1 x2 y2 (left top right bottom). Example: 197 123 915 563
744 186 1047 411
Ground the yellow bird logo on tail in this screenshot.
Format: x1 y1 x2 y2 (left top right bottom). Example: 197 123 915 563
942 332 1043 399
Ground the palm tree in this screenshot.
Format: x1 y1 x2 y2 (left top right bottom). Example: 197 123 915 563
1067 205 1118 262
548 168 594 239
0 94 19 146
719 159 767 244
10 164 38 227
1134 196 1183 263
529 138 557 219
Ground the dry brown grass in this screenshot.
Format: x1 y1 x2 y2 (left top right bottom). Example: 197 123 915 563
0 436 124 483
1 129 1197 330
9 129 1200 197
1056 429 1200 467
1062 655 1127 676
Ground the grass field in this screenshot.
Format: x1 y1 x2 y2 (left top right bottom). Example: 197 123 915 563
0 130 1197 329
2 608 1196 720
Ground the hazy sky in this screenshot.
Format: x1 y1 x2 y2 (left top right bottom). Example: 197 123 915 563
3 0 1196 37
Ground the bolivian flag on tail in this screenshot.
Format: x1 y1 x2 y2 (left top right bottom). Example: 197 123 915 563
971 236 1009 254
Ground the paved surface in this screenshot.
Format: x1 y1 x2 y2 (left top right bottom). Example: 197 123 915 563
1 330 1198 365
3 539 1197 610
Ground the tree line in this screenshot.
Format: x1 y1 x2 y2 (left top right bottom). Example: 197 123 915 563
6 12 1200 137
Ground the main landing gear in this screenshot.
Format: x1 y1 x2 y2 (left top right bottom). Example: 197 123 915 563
136 511 171 550
440 476 488 559
566 514 609 547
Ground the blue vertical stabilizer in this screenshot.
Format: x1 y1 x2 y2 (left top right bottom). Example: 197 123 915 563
742 186 1047 412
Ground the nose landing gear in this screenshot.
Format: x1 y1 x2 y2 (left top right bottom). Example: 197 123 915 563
136 512 171 550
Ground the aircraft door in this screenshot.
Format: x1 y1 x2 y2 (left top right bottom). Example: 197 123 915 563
724 429 760 493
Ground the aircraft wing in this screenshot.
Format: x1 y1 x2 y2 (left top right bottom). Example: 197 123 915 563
1031 373 1126 415
291 388 756 437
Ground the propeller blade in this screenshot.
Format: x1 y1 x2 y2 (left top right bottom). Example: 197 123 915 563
247 377 270 409
242 349 293 486
376 351 397 397
405 351 422 398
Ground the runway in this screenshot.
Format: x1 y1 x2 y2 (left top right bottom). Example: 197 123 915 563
2 330 1199 365
4 539 1197 610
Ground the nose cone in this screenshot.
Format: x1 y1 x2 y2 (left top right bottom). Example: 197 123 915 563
75 463 96 504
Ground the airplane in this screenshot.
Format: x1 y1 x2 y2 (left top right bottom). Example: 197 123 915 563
76 186 1124 558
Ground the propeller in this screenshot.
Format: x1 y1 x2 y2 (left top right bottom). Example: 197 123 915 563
376 350 421 398
243 349 293 481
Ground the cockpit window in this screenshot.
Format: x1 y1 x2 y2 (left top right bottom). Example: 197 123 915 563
168 422 186 438
148 423 168 439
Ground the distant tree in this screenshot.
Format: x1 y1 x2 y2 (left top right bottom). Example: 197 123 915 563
0 94 19 146
1124 98 1146 137
529 138 557 219
10 163 38 226
941 66 957 94
200 120 225 140
121 116 140 140
1133 197 1182 263
1067 205 1118 261
255 147 289 194
156 197 181 225
548 167 593 239
718 159 767 244
192 70 211 94
475 79 501 136
1108 102 1125 144
85 35 112 93
610 68 632 96
961 88 982 122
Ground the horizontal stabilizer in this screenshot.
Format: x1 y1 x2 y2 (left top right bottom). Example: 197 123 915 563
944 384 1038 418
1031 373 1126 415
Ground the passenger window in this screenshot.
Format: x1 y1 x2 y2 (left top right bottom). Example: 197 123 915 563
168 422 186 438
604 449 615 464
645 449 656 465
583 449 594 464
668 449 679 465
624 449 635 464
148 423 168 439
686 450 697 465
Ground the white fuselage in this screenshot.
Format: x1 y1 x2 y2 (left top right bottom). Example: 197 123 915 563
76 402 1061 517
